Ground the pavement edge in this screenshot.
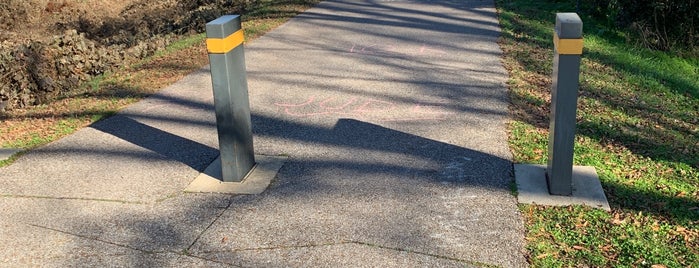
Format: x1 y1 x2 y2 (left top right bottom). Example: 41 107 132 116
0 148 21 162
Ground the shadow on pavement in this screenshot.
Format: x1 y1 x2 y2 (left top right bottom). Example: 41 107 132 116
90 115 218 171
253 116 512 189
6 0 526 266
56 116 515 266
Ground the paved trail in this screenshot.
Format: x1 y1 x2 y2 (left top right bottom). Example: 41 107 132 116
0 0 527 266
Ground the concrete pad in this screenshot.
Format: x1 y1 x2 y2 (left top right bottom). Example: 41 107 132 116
185 155 287 194
514 164 610 211
0 148 20 161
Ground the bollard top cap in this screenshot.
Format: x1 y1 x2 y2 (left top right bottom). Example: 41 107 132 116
555 13 582 39
206 15 242 39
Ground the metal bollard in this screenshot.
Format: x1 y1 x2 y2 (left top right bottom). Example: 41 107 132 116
206 15 255 182
546 13 583 195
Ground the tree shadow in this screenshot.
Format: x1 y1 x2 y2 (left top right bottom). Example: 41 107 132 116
604 180 699 225
499 0 698 166
256 117 512 188
584 48 698 100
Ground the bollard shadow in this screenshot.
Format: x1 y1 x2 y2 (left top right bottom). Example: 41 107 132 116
90 115 218 171
252 115 513 189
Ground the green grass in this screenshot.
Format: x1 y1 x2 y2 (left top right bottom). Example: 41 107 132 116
152 33 207 59
497 0 699 266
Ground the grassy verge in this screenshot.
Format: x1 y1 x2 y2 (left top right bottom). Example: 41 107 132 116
496 0 698 266
0 0 321 166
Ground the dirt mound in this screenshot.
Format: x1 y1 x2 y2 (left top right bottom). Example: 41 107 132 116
1 0 249 111
0 0 132 43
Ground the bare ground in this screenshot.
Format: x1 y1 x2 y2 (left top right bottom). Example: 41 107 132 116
1 0 135 42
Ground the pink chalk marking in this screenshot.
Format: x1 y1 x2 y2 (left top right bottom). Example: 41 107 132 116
348 42 449 57
279 107 346 118
274 96 453 122
353 98 396 114
273 96 316 107
274 96 361 118
319 97 358 110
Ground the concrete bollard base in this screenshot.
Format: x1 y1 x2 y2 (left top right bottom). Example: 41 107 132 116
514 164 610 211
185 155 287 194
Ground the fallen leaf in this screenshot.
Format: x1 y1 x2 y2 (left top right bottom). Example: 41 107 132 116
535 253 550 259
651 264 667 268
611 213 624 225
572 245 586 250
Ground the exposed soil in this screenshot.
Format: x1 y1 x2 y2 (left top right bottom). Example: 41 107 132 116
2 0 254 46
0 0 252 111
1 0 135 43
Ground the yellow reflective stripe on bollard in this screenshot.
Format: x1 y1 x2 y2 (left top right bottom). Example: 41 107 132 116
207 29 245 54
553 32 583 55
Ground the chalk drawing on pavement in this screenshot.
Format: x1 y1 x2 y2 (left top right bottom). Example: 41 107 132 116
348 43 448 57
274 96 453 122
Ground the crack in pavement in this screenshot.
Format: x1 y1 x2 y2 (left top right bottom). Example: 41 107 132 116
1 194 143 204
193 239 499 267
25 223 236 266
26 223 160 254
185 198 235 252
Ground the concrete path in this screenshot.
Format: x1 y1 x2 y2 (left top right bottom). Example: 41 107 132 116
0 0 527 267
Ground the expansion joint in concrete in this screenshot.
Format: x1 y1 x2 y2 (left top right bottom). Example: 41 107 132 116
185 199 234 252
346 240 498 268
201 240 497 267
28 222 237 266
26 223 159 254
0 194 142 204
